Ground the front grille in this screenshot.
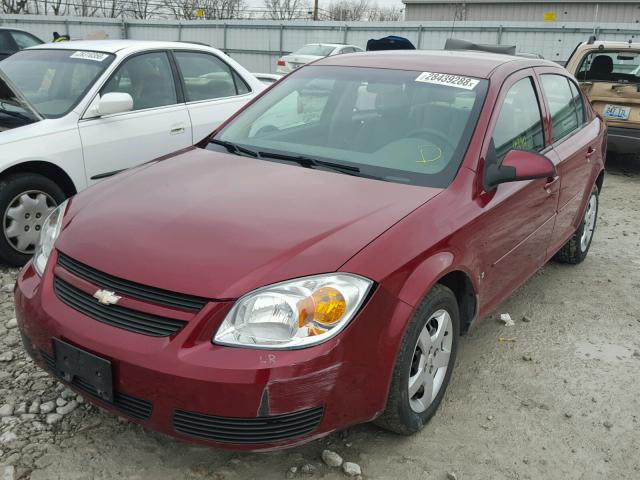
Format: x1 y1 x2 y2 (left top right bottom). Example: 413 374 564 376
173 407 324 444
57 252 209 312
54 277 186 337
40 351 153 420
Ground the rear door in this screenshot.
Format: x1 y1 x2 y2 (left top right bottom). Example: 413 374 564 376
474 70 559 309
172 50 254 142
78 50 192 183
535 69 601 255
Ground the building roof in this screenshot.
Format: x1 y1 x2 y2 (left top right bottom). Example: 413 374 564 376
314 49 553 78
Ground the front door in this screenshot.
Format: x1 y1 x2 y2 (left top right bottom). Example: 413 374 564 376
78 51 192 183
473 71 559 311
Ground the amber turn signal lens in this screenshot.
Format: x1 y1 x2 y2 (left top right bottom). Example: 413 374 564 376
297 287 347 327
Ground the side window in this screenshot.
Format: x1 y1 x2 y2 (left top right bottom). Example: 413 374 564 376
568 79 585 125
102 52 177 111
174 51 248 102
491 77 545 161
540 74 579 143
0 32 13 53
10 31 41 50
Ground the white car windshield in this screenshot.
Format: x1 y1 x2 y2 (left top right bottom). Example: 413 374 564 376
293 45 336 56
0 49 115 118
214 66 488 188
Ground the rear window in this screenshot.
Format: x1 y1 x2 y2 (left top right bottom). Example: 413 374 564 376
576 50 640 83
293 45 336 57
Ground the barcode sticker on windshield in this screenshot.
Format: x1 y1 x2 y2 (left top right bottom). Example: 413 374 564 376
415 72 479 90
70 51 109 62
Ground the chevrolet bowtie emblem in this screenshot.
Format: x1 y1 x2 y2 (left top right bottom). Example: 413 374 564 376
93 289 121 305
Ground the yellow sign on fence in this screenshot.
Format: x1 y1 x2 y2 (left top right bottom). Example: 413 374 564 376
196 8 204 18
543 11 557 22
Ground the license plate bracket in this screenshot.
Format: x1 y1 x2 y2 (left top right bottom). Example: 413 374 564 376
603 104 631 120
53 338 114 403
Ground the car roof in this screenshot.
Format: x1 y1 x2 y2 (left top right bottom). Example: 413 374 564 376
579 40 640 50
26 39 218 54
314 49 557 79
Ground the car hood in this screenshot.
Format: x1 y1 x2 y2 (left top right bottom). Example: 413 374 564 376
57 148 441 299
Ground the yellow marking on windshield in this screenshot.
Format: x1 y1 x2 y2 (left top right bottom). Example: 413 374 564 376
416 144 442 163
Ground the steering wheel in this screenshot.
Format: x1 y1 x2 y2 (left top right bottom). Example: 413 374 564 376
406 128 456 154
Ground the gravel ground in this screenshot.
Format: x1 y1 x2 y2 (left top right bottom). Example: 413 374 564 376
1 156 639 480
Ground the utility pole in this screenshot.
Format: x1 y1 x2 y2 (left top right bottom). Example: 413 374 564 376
313 0 318 20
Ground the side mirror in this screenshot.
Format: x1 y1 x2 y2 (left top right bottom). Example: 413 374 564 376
97 92 133 116
484 149 556 191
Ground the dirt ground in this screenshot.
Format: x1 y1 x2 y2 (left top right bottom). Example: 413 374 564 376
0 156 639 480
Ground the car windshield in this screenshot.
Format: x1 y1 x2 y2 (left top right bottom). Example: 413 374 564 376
0 70 40 131
213 66 488 187
294 45 336 56
0 49 115 118
577 50 640 83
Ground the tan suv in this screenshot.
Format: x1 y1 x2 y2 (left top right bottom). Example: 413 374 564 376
565 38 640 157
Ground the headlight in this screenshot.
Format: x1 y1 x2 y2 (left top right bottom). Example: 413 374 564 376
33 200 68 276
214 273 373 349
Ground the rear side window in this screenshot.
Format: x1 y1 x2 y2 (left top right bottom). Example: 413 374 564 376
568 80 585 125
0 32 13 53
174 51 250 102
492 77 545 161
540 74 579 143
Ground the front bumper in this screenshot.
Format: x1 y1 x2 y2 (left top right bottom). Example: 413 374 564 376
15 254 412 451
607 126 640 154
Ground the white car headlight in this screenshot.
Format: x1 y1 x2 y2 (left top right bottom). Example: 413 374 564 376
33 200 68 276
214 273 373 349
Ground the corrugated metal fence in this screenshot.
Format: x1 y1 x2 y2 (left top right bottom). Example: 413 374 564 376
1 14 638 72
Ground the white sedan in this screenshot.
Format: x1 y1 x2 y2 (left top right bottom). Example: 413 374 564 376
0 40 263 266
276 43 363 74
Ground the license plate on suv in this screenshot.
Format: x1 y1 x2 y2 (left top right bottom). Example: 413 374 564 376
53 338 114 402
603 104 631 120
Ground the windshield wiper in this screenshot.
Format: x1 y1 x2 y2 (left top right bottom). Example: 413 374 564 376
257 151 361 176
209 138 259 158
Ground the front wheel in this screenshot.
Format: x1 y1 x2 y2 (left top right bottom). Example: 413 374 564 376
553 184 599 265
375 284 460 435
0 173 66 267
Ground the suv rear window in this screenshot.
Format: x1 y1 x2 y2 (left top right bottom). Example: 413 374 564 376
576 50 640 83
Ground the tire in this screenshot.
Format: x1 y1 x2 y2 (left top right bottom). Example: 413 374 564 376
553 184 599 265
375 284 460 435
0 173 66 267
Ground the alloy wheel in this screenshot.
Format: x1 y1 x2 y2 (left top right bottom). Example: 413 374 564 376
408 309 453 413
3 190 57 254
580 193 598 252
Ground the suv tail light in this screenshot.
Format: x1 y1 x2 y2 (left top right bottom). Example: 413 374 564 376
277 58 286 67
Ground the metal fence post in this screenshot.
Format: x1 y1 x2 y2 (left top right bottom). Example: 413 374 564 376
417 24 423 49
120 18 128 39
343 24 349 44
279 24 284 57
496 25 503 44
64 19 70 37
178 22 182 41
223 23 227 53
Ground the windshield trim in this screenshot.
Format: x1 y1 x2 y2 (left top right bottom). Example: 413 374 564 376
0 49 116 119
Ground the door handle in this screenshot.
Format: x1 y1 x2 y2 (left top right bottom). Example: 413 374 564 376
545 176 559 193
170 125 185 135
585 146 595 161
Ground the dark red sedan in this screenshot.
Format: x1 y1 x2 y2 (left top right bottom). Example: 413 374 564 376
15 50 605 450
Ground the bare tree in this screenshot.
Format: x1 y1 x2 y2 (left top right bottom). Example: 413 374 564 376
2 0 30 13
68 0 101 17
122 0 163 18
201 0 247 19
163 0 199 20
367 4 402 21
326 0 369 21
263 0 309 20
